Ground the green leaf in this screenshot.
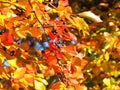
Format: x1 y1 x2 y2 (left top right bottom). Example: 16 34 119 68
113 31 120 36
46 75 51 80
111 70 120 78
99 27 107 32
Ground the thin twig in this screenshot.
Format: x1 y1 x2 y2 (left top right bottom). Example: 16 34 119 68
27 0 46 36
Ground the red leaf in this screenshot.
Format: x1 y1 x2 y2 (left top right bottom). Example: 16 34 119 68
55 51 63 59
63 32 71 40
90 39 98 48
1 32 14 46
48 42 58 51
49 32 58 41
52 65 61 73
43 49 51 58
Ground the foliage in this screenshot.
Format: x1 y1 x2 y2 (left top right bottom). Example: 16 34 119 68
0 0 120 90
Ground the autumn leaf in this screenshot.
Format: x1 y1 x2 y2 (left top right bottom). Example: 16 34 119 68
74 84 87 90
34 80 46 90
61 45 77 55
46 54 57 66
19 41 30 51
0 0 119 89
70 65 84 79
55 50 63 59
29 27 42 38
35 77 48 85
75 52 85 59
104 51 109 61
13 68 26 79
103 78 111 87
1 32 14 46
65 15 89 35
7 58 18 68
24 74 34 86
52 64 61 73
25 4 32 16
26 63 36 73
51 81 65 90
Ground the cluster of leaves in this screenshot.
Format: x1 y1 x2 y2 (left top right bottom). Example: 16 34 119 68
0 0 120 90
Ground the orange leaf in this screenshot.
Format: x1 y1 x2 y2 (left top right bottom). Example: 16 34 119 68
71 57 88 69
13 68 26 79
46 55 57 66
69 65 83 79
69 78 79 85
43 67 55 76
74 84 87 90
80 59 88 69
29 27 41 38
24 74 34 86
51 81 65 89
62 45 77 55
48 67 55 76
19 42 29 51
26 63 36 73
4 21 14 30
71 57 81 66
25 4 32 16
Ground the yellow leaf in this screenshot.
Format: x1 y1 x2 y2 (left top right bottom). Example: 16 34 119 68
103 78 111 87
13 68 26 79
36 73 44 78
34 80 46 90
38 0 44 3
19 78 29 88
35 77 48 85
0 0 10 6
72 16 89 31
0 15 7 19
16 29 26 38
105 52 109 61
65 14 76 26
65 6 72 13
65 15 89 36
0 54 5 63
7 58 18 68
68 86 75 90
